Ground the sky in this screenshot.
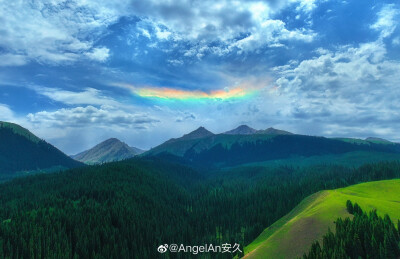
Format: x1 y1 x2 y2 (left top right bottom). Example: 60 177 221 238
0 0 400 154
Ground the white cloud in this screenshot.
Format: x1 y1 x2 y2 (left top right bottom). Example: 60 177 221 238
35 87 119 106
294 0 320 13
85 47 110 62
0 0 125 65
0 0 321 66
155 26 172 40
0 54 28 67
27 105 159 129
273 40 400 137
0 104 15 121
129 0 318 57
370 4 400 39
231 20 316 53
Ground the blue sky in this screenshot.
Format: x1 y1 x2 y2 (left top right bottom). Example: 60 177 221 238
0 0 400 154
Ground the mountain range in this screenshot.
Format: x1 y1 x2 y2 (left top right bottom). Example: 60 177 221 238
71 138 144 164
224 125 293 135
1 121 399 178
143 125 400 167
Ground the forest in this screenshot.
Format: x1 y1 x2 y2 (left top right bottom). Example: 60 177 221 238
0 158 400 258
302 201 400 259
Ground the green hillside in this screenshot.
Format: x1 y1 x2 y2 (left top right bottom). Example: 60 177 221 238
0 121 41 143
243 179 400 259
0 121 83 179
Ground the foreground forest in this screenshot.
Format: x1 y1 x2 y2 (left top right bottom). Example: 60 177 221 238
303 201 400 259
0 158 400 258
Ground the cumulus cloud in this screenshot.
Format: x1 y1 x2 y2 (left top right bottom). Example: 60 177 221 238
273 40 400 138
231 20 316 53
129 0 318 41
27 105 159 129
129 0 318 57
0 0 321 66
0 104 15 121
0 0 122 65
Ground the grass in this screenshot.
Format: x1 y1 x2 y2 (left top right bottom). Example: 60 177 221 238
243 179 400 259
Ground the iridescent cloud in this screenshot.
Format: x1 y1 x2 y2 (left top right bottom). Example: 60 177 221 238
111 83 262 101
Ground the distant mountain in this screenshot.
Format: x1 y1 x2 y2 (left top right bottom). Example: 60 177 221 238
130 146 145 154
175 126 214 141
72 138 144 164
365 137 393 144
144 125 400 168
224 125 257 135
256 127 293 135
0 121 83 179
143 127 214 157
224 125 292 135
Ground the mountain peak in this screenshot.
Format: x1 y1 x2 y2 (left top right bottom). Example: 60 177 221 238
224 125 257 135
102 138 123 144
72 138 142 164
181 126 214 140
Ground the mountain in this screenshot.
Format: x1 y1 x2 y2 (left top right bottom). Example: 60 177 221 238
224 125 257 135
130 146 145 154
256 127 293 135
224 125 293 135
0 121 83 179
243 179 400 259
71 138 144 164
143 126 400 168
171 126 214 142
365 137 393 144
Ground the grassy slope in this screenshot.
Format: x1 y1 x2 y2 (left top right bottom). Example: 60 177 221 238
243 179 400 259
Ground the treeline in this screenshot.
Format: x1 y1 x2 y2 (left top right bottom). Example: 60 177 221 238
0 159 400 258
302 201 400 259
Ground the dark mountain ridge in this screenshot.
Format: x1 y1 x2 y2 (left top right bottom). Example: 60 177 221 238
144 126 400 168
0 121 83 178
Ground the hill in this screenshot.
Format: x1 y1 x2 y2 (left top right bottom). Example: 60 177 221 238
144 127 400 168
0 121 83 179
243 179 400 259
72 138 144 164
